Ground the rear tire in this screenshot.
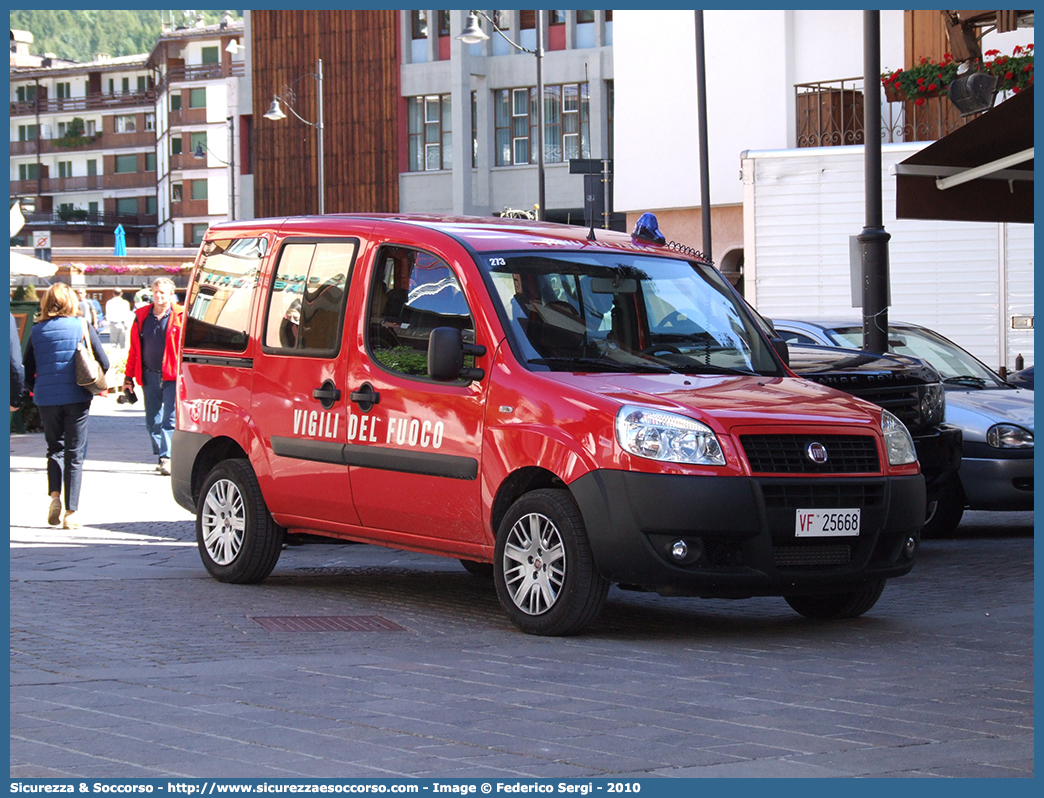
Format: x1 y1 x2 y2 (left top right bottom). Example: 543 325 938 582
197 459 284 584
494 489 609 636
922 478 965 538
785 579 886 620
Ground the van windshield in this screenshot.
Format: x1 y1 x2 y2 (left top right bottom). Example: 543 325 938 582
480 252 782 376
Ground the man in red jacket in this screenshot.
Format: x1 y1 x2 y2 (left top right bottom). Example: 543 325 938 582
123 277 184 476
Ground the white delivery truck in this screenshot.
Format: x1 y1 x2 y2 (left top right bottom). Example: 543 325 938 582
740 143 1034 374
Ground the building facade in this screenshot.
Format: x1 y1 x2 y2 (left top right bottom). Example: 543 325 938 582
10 44 159 248
398 9 616 224
147 17 245 247
9 16 245 250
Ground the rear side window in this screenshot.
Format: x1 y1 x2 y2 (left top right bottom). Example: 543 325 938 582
367 245 474 378
184 237 268 352
263 240 357 355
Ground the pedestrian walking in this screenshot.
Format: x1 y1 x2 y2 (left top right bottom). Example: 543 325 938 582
22 283 109 529
104 288 133 349
10 312 25 410
74 287 98 330
123 277 184 476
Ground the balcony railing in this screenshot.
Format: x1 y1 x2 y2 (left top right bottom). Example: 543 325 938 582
10 90 156 117
155 62 244 92
20 210 158 229
795 77 988 148
11 130 155 157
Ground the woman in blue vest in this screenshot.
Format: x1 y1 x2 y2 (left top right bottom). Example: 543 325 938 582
23 283 109 529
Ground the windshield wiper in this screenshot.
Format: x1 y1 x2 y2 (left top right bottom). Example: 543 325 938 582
527 357 672 374
944 376 988 388
671 363 760 376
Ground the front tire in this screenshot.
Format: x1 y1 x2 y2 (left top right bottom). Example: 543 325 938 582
494 489 609 636
197 459 284 584
785 579 886 620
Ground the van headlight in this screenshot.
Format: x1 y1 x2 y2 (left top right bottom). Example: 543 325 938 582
881 409 917 466
615 405 725 465
986 424 1033 449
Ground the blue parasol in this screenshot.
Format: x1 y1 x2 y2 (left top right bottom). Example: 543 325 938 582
114 224 127 257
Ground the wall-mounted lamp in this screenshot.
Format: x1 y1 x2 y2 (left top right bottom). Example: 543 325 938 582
225 39 240 55
264 59 325 214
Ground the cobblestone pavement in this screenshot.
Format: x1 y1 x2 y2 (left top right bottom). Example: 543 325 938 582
9 396 1034 778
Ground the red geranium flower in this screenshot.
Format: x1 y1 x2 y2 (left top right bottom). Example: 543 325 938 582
1006 70 1015 80
928 83 938 91
914 98 926 106
985 49 1001 56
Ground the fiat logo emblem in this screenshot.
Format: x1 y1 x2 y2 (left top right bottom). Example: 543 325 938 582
806 442 828 464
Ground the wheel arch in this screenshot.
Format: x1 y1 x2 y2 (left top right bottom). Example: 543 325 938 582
490 466 567 541
191 436 249 508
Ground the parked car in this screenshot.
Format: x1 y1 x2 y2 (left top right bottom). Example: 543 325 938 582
784 343 962 533
772 319 1033 534
1008 365 1034 390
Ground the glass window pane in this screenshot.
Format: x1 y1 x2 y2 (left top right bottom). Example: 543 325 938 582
425 97 440 123
191 179 208 200
368 246 473 378
513 88 528 117
425 143 441 171
496 129 511 166
190 88 206 108
441 94 451 131
186 237 268 352
442 132 452 170
201 46 219 65
408 97 423 134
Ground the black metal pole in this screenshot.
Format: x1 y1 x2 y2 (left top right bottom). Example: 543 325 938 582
860 10 890 352
695 11 712 259
536 12 546 221
228 116 235 221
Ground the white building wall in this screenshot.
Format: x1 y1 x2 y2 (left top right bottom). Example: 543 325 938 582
742 145 1034 370
613 10 907 214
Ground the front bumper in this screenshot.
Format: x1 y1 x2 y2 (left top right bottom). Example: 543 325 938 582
958 455 1033 511
570 470 925 598
913 424 962 494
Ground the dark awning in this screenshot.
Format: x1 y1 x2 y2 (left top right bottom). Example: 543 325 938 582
894 85 1033 224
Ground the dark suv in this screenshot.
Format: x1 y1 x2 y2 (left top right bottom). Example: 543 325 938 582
785 344 962 535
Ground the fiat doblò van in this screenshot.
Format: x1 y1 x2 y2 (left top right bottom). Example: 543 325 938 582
173 214 924 635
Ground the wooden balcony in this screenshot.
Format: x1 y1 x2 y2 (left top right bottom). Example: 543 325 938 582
11 131 154 157
10 90 156 118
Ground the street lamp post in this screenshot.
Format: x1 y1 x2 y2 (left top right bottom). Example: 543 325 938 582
459 11 545 220
263 58 325 215
192 115 235 221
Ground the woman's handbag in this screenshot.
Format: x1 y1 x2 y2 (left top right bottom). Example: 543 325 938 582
75 318 109 395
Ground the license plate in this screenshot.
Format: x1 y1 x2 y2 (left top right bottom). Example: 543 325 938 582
795 508 860 537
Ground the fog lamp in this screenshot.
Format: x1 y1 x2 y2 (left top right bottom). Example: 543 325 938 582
671 540 689 560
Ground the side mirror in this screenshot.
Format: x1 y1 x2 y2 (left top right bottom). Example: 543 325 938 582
770 337 790 367
428 327 486 382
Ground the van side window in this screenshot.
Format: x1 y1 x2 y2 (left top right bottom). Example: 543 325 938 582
263 240 357 354
367 246 474 378
184 237 268 352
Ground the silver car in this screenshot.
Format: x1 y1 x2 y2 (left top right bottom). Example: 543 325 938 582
772 319 1033 535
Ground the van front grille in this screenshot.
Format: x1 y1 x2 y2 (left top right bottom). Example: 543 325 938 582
760 482 885 508
740 435 880 474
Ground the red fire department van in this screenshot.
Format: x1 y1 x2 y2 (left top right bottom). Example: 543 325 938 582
173 214 924 635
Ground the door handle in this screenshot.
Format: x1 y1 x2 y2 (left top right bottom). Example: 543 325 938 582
312 379 342 410
349 382 380 413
